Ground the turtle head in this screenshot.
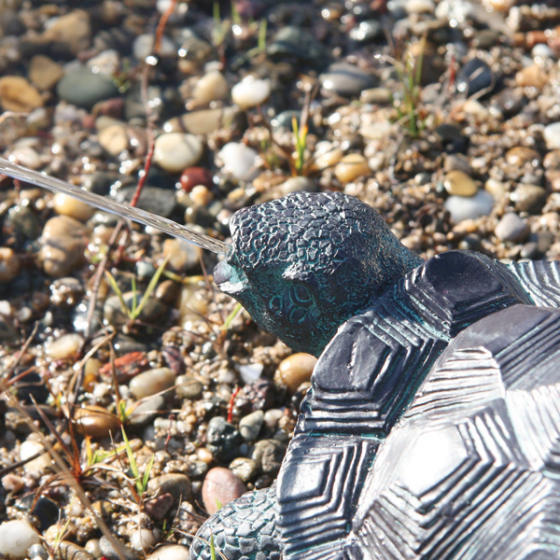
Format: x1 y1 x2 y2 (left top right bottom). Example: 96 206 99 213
214 192 422 356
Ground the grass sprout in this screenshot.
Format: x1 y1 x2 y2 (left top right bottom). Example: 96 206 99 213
121 426 155 500
292 114 309 176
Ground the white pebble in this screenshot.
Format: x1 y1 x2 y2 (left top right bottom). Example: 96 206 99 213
219 142 260 181
406 0 435 13
239 363 263 384
44 333 84 360
232 76 271 109
444 190 494 223
9 147 41 169
544 122 560 150
154 133 203 173
130 529 158 552
87 49 120 75
146 544 190 560
193 71 229 104
133 34 176 60
0 520 40 559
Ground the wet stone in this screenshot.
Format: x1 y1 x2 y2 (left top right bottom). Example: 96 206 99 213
443 170 478 197
320 62 375 97
153 133 203 173
206 417 242 462
511 184 547 214
239 410 264 442
0 76 43 113
276 352 317 393
148 473 191 506
444 190 494 223
114 186 176 218
495 213 529 242
176 376 204 400
57 68 119 110
229 457 258 482
457 58 495 97
74 406 121 439
202 467 247 516
129 367 175 400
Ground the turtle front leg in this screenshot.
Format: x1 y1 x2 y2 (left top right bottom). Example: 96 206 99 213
189 486 280 560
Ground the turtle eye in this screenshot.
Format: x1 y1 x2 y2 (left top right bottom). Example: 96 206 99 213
292 284 312 306
269 295 283 315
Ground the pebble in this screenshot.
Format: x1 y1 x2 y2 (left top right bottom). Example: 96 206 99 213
27 544 48 560
41 10 91 56
206 417 241 461
406 0 435 13
129 367 175 400
228 457 258 482
148 473 191 505
219 142 260 181
153 133 203 173
146 545 189 560
511 184 547 214
54 193 95 222
40 216 88 277
133 34 176 61
0 76 43 112
57 542 94 560
28 56 64 91
505 147 541 166
193 71 229 104
45 333 83 360
165 107 237 135
129 529 158 553
190 185 213 207
276 353 318 393
252 439 285 475
176 376 204 400
115 186 176 218
515 64 549 89
0 248 20 283
544 123 560 150
57 68 119 110
0 520 40 559
74 406 121 439
85 540 102 558
179 167 213 192
98 125 129 156
163 239 200 272
264 408 284 430
127 395 165 427
320 62 375 97
495 213 529 242
178 285 208 327
8 146 41 169
456 58 495 97
239 410 264 441
201 467 247 515
87 50 120 75
277 177 316 196
232 76 271 109
349 20 383 42
443 170 478 197
444 190 494 223
239 363 263 384
99 536 138 560
313 142 343 170
544 151 560 170
335 154 370 183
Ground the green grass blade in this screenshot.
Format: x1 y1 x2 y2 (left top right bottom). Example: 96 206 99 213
258 18 267 52
210 534 216 560
134 255 170 320
121 426 139 481
142 454 155 494
105 270 132 320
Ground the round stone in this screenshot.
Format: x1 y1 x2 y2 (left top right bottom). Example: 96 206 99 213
494 213 529 242
129 367 175 400
73 406 121 439
45 333 83 360
276 352 318 393
54 193 95 222
0 248 20 283
148 473 191 505
219 142 260 181
40 216 88 278
98 124 129 156
153 133 203 173
40 9 92 56
0 76 43 112
544 123 560 150
457 58 495 97
232 76 271 109
146 545 189 560
57 68 119 110
129 529 157 553
349 20 383 42
28 56 64 91
444 190 494 223
179 167 213 192
202 467 246 515
228 457 258 482
406 0 435 13
176 376 204 400
320 62 375 97
239 410 264 442
515 64 549 89
0 520 40 559
193 71 229 104
335 154 370 183
443 170 478 197
511 184 547 214
505 147 541 166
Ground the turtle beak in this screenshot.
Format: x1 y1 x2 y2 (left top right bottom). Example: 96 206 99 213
213 260 247 295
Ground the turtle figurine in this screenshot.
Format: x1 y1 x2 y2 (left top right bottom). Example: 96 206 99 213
190 191 560 560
